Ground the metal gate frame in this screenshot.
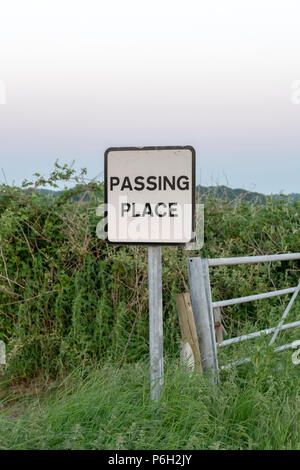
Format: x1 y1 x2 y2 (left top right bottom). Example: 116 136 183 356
187 253 300 378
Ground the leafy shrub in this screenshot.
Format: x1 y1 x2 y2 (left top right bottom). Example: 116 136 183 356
0 163 299 378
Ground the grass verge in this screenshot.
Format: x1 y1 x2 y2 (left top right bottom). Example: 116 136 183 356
0 351 299 450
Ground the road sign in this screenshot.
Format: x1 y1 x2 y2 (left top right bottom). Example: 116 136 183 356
104 146 195 245
104 145 196 401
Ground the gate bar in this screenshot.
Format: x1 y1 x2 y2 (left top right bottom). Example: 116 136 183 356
220 320 300 347
220 342 296 370
208 253 300 267
212 286 297 308
268 281 300 346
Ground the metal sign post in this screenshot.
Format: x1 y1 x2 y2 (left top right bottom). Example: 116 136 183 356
148 246 164 402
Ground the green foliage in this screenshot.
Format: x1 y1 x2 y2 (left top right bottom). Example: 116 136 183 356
0 164 299 379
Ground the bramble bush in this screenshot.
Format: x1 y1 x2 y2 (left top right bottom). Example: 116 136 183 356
0 163 299 379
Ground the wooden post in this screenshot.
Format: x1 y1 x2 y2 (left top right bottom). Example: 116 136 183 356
214 307 224 344
148 246 164 402
187 257 218 379
176 292 202 372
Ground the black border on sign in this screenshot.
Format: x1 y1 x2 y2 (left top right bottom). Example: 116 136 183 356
104 145 196 246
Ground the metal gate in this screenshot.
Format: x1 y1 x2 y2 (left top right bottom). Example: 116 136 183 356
187 253 300 377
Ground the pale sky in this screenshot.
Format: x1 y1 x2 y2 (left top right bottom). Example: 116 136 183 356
0 0 300 194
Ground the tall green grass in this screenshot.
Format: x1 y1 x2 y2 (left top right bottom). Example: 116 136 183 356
0 355 299 450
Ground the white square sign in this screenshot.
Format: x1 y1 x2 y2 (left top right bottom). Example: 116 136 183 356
104 146 195 245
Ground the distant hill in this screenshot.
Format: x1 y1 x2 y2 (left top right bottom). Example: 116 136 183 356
196 185 266 203
196 185 300 203
37 187 94 201
286 193 300 202
37 186 300 203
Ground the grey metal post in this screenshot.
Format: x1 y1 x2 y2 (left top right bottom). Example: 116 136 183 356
269 280 300 346
148 246 164 401
0 341 5 365
202 258 219 380
187 257 218 377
